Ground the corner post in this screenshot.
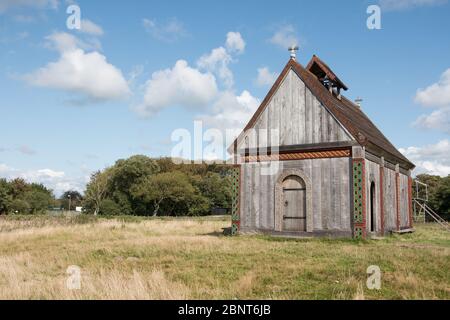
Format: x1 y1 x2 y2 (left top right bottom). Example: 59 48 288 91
230 165 241 236
379 157 385 235
352 146 366 239
395 164 400 231
408 169 413 229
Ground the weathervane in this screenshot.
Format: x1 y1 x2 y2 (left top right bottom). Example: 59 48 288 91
288 45 299 60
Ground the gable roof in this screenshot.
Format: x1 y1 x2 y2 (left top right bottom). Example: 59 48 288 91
231 56 415 170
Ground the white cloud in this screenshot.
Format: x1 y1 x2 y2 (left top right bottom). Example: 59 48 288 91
413 108 450 133
269 24 299 49
25 32 130 102
44 32 81 52
24 168 65 180
0 0 58 13
136 31 253 128
135 60 218 117
193 90 260 161
225 32 245 54
414 68 450 133
80 19 104 36
399 139 450 176
255 67 278 87
379 0 447 11
43 32 102 52
197 31 246 89
197 90 260 131
415 68 450 108
197 46 234 88
142 18 187 42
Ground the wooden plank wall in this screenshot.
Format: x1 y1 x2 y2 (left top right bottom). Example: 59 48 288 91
383 167 397 231
399 173 410 228
364 153 413 233
240 157 352 232
241 69 352 150
365 159 381 233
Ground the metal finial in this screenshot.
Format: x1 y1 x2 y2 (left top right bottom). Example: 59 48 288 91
288 45 299 60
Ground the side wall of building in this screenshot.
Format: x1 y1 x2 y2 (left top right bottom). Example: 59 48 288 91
240 157 352 233
365 155 412 234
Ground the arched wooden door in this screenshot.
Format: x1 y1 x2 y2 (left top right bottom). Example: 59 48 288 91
282 175 307 232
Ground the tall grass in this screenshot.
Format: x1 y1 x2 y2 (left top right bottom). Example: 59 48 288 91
0 216 448 300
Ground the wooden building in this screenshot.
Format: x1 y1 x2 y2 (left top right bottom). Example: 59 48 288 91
229 53 415 239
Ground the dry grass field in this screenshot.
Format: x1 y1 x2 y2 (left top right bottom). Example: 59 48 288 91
0 215 448 300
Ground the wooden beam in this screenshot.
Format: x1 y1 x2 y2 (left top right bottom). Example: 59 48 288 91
395 164 400 231
239 141 358 156
243 149 351 163
408 172 413 229
366 151 410 175
380 157 385 235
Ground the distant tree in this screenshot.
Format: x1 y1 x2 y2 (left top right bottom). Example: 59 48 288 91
0 179 12 214
9 178 29 198
10 199 30 214
99 198 122 216
434 176 450 220
155 157 179 173
25 184 54 213
109 155 160 215
192 172 232 209
186 193 210 216
110 155 160 192
82 156 233 217
84 170 112 215
60 190 83 210
109 190 133 215
131 171 197 216
415 174 442 203
0 179 56 215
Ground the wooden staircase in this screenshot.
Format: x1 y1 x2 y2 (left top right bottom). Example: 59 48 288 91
413 199 450 232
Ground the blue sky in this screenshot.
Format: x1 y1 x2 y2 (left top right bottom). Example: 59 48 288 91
0 0 449 195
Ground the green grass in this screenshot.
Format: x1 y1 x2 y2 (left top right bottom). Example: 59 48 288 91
0 215 448 299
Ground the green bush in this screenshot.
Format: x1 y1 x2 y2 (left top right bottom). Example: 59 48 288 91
99 199 122 216
10 199 30 214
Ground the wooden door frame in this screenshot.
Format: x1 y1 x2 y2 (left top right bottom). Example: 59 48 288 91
369 180 376 233
274 169 313 232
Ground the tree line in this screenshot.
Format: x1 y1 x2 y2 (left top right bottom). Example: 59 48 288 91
82 156 233 216
0 178 84 215
1 157 448 219
0 156 233 216
0 178 54 214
